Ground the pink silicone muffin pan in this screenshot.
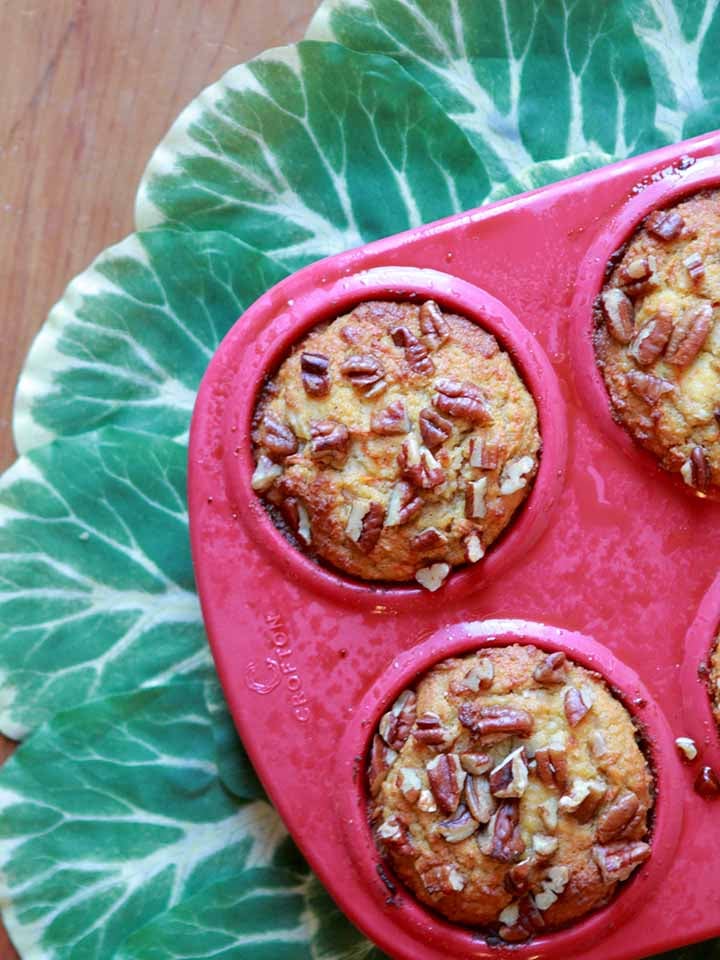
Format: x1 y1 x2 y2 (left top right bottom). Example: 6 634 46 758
188 129 720 960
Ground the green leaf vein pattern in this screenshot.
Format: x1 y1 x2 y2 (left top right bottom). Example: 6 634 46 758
0 429 208 739
135 41 490 267
13 230 288 456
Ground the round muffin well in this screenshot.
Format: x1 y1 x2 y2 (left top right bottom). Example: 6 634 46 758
251 300 541 589
368 644 653 942
594 188 720 495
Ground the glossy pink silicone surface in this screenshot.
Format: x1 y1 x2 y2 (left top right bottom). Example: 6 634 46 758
189 129 720 960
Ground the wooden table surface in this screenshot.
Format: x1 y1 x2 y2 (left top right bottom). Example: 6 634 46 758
0 2 318 956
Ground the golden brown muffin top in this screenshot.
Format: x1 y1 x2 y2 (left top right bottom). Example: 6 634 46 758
368 645 653 942
594 189 720 494
251 300 540 587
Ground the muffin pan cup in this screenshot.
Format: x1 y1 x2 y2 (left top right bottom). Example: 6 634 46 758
189 129 720 960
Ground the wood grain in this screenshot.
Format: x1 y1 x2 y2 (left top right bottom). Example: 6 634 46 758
0 2 317 956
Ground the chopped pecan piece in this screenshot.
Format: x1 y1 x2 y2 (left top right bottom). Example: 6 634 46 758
465 478 488 519
533 651 567 685
629 309 673 366
309 419 349 466
420 862 465 895
664 303 712 366
460 752 492 776
280 497 311 544
300 352 330 397
559 778 607 823
592 841 650 883
427 753 466 814
411 527 447 552
450 660 494 695
505 859 532 896
259 413 298 461
379 690 417 751
433 378 492 424
339 324 362 344
597 791 641 843
413 711 448 746
498 911 533 944
437 804 479 843
626 369 676 404
576 786 608 824
533 834 559 859
419 407 452 450
459 704 534 741
391 325 435 376
518 895 546 931
368 735 397 797
370 400 410 435
675 737 698 761
534 866 570 911
419 300 450 349
483 800 525 863
398 435 446 489
499 456 535 495
376 816 413 855
534 743 568 790
691 445 712 491
589 730 609 760
619 257 654 284
684 252 705 282
564 686 593 726
464 774 495 824
600 288 634 344
345 500 371 543
431 657 464 673
472 328 500 358
397 767 423 804
464 533 485 564
498 902 520 928
376 815 404 842
340 353 386 396
489 747 529 798
415 562 450 592
357 502 385 553
646 208 685 241
468 435 503 469
681 445 711 491
694 765 720 798
386 480 424 527
538 797 558 832
251 455 283 492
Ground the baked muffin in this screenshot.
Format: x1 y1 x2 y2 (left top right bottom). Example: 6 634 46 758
368 645 653 942
709 634 720 730
594 189 720 494
251 300 540 589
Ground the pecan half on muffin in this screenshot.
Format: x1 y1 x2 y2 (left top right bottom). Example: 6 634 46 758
369 645 653 942
594 189 720 494
251 300 540 589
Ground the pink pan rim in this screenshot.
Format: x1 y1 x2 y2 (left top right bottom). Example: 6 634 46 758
570 154 720 502
332 620 684 960
222 266 568 610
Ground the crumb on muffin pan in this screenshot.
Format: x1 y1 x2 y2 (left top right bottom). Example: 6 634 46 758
251 299 541 589
594 188 720 494
368 645 653 943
